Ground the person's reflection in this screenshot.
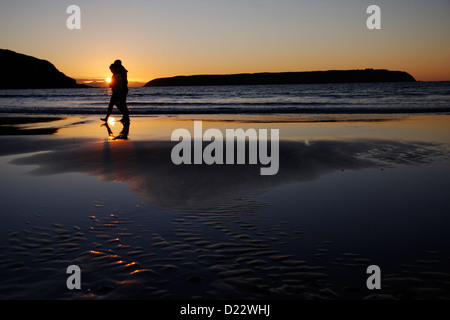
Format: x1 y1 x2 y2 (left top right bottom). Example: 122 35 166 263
102 120 130 140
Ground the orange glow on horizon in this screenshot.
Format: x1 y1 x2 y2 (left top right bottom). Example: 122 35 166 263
2 2 449 83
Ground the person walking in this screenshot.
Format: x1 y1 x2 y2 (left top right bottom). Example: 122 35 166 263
101 60 130 123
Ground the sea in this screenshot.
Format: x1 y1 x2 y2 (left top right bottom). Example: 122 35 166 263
0 81 449 116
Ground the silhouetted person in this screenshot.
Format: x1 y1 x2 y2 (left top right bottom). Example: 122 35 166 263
101 60 130 123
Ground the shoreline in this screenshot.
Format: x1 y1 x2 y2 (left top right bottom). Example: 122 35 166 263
1 113 449 144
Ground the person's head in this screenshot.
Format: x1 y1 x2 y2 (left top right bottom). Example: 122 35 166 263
113 59 127 73
109 63 116 73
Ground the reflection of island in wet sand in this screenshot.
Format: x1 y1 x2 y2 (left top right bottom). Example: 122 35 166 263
8 136 442 211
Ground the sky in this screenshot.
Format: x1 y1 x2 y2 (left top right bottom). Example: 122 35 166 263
1 0 450 84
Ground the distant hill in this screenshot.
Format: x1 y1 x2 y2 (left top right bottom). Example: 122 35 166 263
145 69 416 87
0 49 88 89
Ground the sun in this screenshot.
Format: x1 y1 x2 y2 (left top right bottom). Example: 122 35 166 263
106 77 111 83
108 117 116 126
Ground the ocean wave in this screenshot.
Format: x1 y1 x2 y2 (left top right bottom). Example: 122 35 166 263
1 105 449 115
1 82 449 116
84 101 359 106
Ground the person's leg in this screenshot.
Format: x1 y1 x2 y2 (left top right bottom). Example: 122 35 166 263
117 93 130 122
101 95 116 121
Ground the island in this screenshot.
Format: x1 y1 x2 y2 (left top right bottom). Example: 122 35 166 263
0 49 88 89
145 69 415 87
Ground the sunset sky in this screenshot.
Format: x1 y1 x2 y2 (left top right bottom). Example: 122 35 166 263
1 0 449 84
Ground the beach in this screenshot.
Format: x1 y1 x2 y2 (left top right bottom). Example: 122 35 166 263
0 113 449 300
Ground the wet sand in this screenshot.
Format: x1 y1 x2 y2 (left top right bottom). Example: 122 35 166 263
0 114 449 300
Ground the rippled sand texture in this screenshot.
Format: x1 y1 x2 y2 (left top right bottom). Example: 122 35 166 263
1 194 449 300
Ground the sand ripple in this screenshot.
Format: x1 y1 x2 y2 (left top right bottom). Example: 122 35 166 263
1 200 449 300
